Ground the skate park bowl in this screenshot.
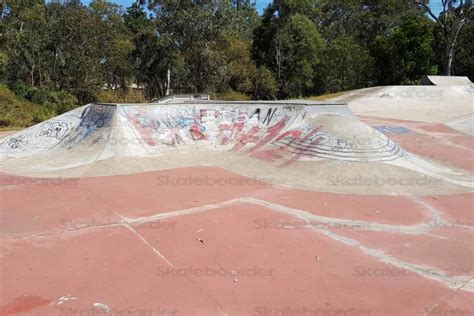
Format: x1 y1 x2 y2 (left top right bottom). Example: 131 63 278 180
0 86 473 315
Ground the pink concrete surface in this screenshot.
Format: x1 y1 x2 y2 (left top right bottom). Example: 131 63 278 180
1 119 473 316
0 167 431 238
420 193 474 224
361 116 474 170
329 227 474 276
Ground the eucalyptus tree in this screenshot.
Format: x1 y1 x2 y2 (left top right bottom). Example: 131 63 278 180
416 0 473 75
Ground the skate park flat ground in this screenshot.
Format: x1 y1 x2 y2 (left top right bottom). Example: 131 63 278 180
0 86 473 315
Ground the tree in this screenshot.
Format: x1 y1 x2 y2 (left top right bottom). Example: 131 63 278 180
390 13 437 82
320 35 373 92
47 3 113 101
372 12 437 84
452 17 473 79
314 0 440 86
416 0 473 75
124 3 174 98
138 0 260 96
2 2 51 88
253 1 323 98
89 0 134 91
316 0 419 49
274 14 323 97
252 66 278 100
2 0 134 103
212 32 277 99
213 32 255 94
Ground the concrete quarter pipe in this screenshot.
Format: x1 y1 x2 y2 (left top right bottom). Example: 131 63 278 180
0 92 473 315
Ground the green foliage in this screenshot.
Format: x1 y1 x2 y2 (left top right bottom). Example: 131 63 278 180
416 0 473 75
253 2 324 98
0 84 53 127
372 13 437 84
2 0 134 104
215 90 251 101
252 66 278 100
149 0 259 95
320 35 373 93
13 84 79 115
3 2 51 88
389 14 437 83
453 18 474 81
315 0 436 86
0 51 5 81
275 14 324 97
214 32 256 94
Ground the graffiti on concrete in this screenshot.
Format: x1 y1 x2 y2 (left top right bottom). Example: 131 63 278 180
79 105 112 131
0 103 405 165
122 106 291 149
39 121 69 140
1 134 29 153
120 104 403 165
124 106 200 146
122 105 346 166
251 125 325 166
59 105 114 147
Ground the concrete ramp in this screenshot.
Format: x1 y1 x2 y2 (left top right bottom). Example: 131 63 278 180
421 75 473 86
0 100 472 194
331 85 474 123
1 101 354 158
446 113 474 136
4 101 399 163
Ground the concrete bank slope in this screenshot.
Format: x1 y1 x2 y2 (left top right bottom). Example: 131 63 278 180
331 85 473 124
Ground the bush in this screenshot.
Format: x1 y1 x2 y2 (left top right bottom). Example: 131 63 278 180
214 90 251 101
13 85 79 115
0 84 44 127
252 66 277 100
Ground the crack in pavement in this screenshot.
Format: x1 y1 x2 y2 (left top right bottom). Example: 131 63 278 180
122 197 474 292
115 212 229 315
2 197 472 292
124 197 462 236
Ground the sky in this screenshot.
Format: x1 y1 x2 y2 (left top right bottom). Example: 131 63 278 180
80 0 443 16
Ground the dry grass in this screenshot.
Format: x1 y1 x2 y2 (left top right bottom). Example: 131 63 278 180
96 89 148 104
0 126 23 131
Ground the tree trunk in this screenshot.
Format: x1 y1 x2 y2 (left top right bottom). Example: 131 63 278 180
166 68 170 96
444 42 455 76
